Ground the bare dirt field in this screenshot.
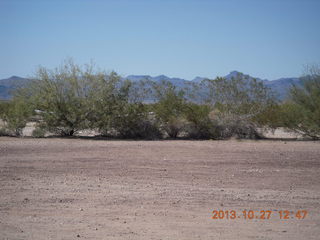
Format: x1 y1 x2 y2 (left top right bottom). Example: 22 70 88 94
0 137 319 240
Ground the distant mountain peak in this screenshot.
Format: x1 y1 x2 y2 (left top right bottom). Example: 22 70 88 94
0 76 30 100
155 74 167 78
224 71 265 82
9 75 23 80
154 75 170 80
192 76 205 82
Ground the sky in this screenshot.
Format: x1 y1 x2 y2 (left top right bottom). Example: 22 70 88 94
0 0 320 80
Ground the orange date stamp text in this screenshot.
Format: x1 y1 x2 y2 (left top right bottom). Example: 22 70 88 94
211 210 308 220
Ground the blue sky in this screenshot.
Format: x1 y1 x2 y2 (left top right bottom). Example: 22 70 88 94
1 0 319 80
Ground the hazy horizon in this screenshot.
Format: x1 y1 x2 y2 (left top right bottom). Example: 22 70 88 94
1 69 300 82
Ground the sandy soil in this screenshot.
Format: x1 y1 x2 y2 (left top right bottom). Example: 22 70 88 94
0 137 319 240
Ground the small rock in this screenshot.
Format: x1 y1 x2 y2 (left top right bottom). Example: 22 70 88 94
77 234 80 237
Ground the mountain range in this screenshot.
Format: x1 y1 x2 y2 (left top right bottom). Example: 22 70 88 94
0 71 301 101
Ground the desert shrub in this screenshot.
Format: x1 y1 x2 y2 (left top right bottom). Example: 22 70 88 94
208 111 263 139
16 59 106 136
252 103 282 129
32 127 46 138
225 119 263 139
115 118 162 139
161 116 186 138
280 68 320 139
202 72 275 139
0 101 9 116
151 80 188 138
86 72 127 135
186 122 226 139
0 127 10 136
12 60 161 139
184 103 221 139
0 99 31 137
210 116 259 139
0 102 8 136
111 103 162 139
89 76 161 139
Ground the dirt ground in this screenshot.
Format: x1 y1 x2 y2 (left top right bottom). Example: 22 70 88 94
0 137 319 240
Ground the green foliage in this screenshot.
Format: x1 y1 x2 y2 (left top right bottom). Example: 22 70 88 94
84 73 161 139
252 103 282 129
9 59 319 141
184 103 220 139
152 81 187 138
32 127 46 138
202 72 276 138
204 73 274 117
111 103 162 139
85 72 128 135
281 69 320 139
18 59 105 136
0 99 31 136
0 101 10 120
0 101 7 111
0 127 10 136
